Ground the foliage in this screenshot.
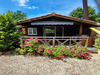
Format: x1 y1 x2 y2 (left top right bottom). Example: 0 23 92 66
94 37 100 51
69 6 100 22
69 7 84 18
0 11 22 51
90 27 100 51
16 37 92 60
9 10 27 21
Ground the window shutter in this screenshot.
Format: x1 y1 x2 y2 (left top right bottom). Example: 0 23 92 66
22 28 25 34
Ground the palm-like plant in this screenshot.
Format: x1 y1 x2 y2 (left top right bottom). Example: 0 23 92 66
90 27 100 35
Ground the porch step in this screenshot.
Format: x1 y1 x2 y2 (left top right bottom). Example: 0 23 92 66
87 47 98 53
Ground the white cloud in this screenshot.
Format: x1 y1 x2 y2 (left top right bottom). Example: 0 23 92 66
12 0 29 6
32 6 38 9
12 0 38 9
25 6 38 9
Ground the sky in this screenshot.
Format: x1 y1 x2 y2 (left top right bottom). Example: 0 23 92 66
0 0 99 19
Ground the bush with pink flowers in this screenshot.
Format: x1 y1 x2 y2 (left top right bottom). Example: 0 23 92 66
16 37 92 60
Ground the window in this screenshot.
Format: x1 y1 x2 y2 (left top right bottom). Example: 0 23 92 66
28 28 37 35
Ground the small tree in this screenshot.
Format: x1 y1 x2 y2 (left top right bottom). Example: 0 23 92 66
0 11 22 51
9 10 27 21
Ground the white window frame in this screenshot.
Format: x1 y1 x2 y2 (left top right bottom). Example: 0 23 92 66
28 28 37 35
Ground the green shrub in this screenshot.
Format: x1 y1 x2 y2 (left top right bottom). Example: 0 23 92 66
0 11 22 51
16 38 91 60
94 37 100 51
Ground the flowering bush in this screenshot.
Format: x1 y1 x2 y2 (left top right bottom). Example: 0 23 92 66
16 37 92 60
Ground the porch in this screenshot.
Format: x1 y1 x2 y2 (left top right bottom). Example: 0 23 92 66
20 36 89 48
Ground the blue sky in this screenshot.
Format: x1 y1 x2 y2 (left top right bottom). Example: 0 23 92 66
0 0 99 18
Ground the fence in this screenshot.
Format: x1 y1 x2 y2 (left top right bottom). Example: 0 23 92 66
20 36 89 48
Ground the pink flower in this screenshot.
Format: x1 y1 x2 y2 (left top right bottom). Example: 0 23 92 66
61 53 65 55
26 42 27 45
74 47 78 49
43 47 45 48
84 52 86 54
75 52 78 55
81 54 85 57
35 38 38 41
58 56 61 58
78 55 81 58
48 49 51 51
28 44 31 46
48 52 52 54
88 56 91 60
61 50 63 51
80 45 82 47
61 56 65 58
29 37 33 41
40 47 42 48
84 50 86 51
87 52 89 54
26 39 28 41
44 39 47 42
51 58 53 60
71 50 74 52
26 54 27 56
79 50 81 53
22 45 25 47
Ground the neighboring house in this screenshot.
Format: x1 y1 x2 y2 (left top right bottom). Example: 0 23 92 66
18 12 100 47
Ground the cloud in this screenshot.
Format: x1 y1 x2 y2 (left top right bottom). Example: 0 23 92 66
12 0 38 9
12 0 29 6
25 6 38 9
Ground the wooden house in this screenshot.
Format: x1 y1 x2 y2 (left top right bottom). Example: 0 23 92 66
18 12 100 47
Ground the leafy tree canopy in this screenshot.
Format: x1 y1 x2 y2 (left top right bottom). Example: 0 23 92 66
69 6 100 23
8 10 27 21
0 11 22 51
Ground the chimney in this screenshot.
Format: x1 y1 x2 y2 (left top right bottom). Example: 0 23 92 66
83 0 89 20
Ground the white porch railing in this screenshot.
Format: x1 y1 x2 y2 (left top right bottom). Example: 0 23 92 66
20 36 89 48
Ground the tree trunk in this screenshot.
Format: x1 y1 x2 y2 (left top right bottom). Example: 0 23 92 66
83 0 89 20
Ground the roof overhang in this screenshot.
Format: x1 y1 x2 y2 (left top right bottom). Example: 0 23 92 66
31 21 74 25
18 12 100 26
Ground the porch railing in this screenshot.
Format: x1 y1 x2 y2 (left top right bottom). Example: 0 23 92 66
20 36 89 47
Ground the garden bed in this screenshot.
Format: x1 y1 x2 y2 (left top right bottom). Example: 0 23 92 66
0 54 100 75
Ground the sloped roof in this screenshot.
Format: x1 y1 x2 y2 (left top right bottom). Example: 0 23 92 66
18 12 100 26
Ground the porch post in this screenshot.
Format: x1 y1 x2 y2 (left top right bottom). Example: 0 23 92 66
79 23 83 36
89 25 94 46
53 37 55 48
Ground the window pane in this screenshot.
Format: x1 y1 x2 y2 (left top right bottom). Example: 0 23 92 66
29 28 32 34
44 27 55 36
33 28 37 34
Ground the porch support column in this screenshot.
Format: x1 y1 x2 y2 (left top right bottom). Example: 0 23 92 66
79 23 83 36
90 26 94 37
89 25 94 46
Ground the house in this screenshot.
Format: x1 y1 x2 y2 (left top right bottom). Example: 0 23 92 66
18 12 100 47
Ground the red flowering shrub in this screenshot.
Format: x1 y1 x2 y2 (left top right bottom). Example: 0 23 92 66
16 38 91 60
